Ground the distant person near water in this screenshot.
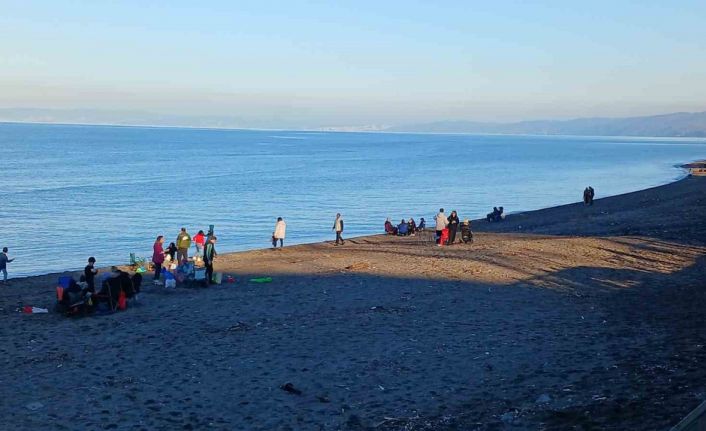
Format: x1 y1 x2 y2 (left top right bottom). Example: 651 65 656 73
583 188 590 205
152 236 165 283
435 208 448 244
397 219 409 236
583 186 596 205
84 257 98 292
176 228 191 263
204 236 218 285
193 230 206 259
486 206 505 222
0 247 15 285
273 217 286 248
408 218 417 235
333 213 345 245
447 210 460 244
384 218 397 235
418 217 426 231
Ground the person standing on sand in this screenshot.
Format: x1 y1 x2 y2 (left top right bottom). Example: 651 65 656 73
273 217 286 249
435 208 447 244
588 186 596 205
193 230 206 259
84 257 98 292
204 236 218 285
0 247 15 285
333 213 345 245
152 236 165 283
176 228 191 263
447 210 460 244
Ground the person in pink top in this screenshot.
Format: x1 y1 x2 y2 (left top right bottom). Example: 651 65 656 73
152 235 165 282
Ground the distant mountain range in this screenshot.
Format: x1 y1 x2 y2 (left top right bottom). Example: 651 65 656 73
2 108 706 137
386 111 706 137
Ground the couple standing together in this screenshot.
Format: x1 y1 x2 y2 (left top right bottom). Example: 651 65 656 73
435 208 461 245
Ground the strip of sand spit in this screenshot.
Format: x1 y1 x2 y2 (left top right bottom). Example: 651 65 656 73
0 176 705 430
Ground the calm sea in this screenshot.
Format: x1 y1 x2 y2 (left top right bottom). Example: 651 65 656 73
1 122 705 278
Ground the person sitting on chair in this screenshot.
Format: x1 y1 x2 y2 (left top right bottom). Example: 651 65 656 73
397 219 409 236
487 207 498 222
384 218 397 235
408 218 417 235
461 219 474 243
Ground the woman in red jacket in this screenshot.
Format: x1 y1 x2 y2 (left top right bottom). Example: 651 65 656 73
152 235 165 282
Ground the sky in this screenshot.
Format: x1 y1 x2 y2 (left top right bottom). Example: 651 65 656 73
1 0 705 128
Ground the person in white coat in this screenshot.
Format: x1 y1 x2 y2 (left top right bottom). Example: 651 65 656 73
272 217 286 248
435 208 448 244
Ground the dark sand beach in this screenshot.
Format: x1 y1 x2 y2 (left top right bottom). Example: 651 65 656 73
1 176 705 430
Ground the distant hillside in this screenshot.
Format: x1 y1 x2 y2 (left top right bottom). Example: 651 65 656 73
387 111 706 137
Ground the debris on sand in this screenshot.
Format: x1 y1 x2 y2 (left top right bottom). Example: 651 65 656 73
280 383 302 395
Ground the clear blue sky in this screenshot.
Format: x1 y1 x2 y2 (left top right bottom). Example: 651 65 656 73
1 0 705 127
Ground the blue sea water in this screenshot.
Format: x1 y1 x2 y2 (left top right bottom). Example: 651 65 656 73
1 122 705 278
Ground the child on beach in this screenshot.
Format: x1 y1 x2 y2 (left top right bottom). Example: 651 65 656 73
84 257 98 292
193 230 206 259
0 247 15 284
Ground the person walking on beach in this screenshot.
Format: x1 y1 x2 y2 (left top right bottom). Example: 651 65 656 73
152 236 165 283
447 210 460 245
273 217 286 249
193 230 206 259
176 228 191 263
435 208 447 244
203 236 218 285
0 247 15 285
84 257 98 292
333 213 345 245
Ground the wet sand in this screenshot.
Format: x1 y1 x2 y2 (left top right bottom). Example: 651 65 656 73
1 176 705 430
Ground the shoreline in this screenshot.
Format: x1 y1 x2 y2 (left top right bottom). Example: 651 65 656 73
1 174 705 430
3 168 698 281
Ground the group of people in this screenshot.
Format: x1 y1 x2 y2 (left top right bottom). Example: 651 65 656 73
55 257 143 315
435 208 473 245
153 228 218 286
486 206 505 222
384 217 426 236
583 186 595 205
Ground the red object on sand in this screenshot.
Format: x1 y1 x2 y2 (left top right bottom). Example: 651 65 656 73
440 228 449 246
118 291 127 310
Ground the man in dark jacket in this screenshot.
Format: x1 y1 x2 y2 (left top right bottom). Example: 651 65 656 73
203 236 217 285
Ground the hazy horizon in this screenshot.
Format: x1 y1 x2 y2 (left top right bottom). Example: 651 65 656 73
2 1 706 129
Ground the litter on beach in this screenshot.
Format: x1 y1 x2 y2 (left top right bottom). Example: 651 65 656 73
21 306 49 314
249 277 272 283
